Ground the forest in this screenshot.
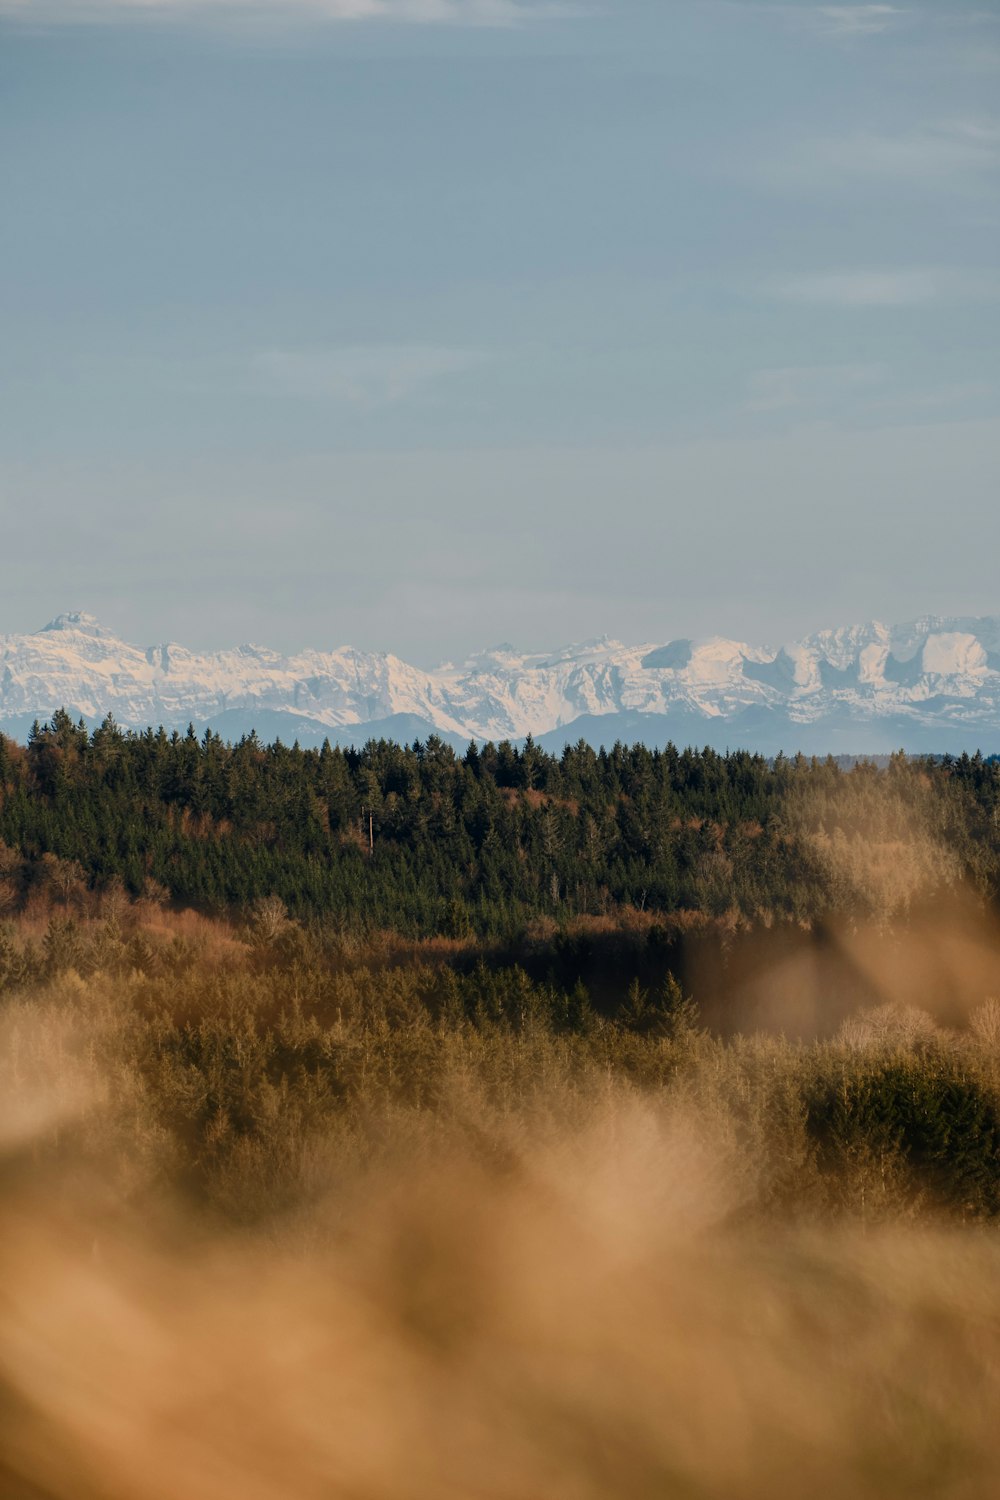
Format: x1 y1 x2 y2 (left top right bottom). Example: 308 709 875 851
3 708 1000 935
3 708 1000 1219
6 714 1000 1497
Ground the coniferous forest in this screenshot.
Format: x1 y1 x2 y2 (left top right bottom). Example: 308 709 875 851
5 708 1000 934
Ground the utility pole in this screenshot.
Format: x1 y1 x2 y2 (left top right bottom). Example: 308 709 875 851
361 806 374 856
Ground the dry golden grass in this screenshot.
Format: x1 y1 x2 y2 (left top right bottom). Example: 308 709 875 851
3 969 1000 1500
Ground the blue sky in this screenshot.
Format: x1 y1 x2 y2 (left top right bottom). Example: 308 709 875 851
1 0 998 660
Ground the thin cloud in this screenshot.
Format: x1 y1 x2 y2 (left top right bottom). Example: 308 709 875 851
252 345 485 405
733 3 907 40
745 363 998 428
813 5 904 36
813 121 1000 180
770 268 1000 307
753 119 1000 197
747 363 887 411
774 270 940 307
0 0 572 24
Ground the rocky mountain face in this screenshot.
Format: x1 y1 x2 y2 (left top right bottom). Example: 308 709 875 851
3 611 1000 754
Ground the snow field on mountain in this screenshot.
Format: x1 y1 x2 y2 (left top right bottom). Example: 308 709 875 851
3 610 1000 747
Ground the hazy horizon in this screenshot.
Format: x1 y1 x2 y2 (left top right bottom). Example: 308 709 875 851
10 599 1000 667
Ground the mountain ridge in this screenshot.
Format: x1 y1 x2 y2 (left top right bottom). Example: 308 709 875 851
3 611 1000 753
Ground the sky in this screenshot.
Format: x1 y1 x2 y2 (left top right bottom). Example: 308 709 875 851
1 0 998 663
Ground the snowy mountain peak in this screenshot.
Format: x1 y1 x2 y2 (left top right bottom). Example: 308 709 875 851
4 612 1000 754
39 611 112 638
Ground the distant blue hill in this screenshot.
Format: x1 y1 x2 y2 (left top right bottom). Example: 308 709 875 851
533 709 1000 758
200 709 470 752
0 708 471 754
2 705 996 759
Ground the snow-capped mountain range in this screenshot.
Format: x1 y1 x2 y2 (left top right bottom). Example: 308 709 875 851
4 611 1000 755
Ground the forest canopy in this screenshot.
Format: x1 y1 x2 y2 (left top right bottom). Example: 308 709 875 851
1 711 999 938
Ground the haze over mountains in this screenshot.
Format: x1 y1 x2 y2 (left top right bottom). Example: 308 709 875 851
4 611 1000 756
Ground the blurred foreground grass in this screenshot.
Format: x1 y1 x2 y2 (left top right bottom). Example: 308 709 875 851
3 932 1000 1499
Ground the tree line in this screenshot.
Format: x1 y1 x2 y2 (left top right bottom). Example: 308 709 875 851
1 709 999 936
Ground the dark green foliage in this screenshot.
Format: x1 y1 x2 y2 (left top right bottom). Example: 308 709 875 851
2 718 998 937
806 1060 1000 1219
